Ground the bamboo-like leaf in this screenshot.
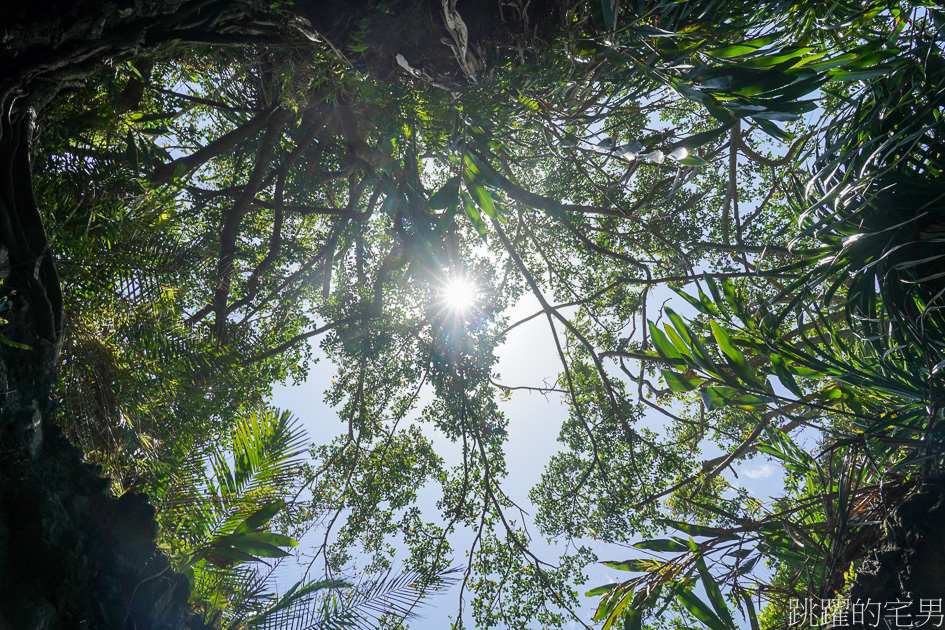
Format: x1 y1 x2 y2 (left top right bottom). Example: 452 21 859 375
770 353 804 397
742 592 761 630
461 190 488 239
676 288 719 317
233 501 284 535
427 176 461 210
587 584 618 597
661 370 705 392
633 538 689 552
659 518 736 539
675 588 730 630
623 607 643 630
710 320 758 385
603 559 661 572
649 321 685 360
224 536 290 559
695 556 735 629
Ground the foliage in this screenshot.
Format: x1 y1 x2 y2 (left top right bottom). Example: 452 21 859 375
152 407 307 624
584 4 945 627
14 0 945 627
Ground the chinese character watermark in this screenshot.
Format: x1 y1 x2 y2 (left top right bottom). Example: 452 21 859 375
788 599 945 628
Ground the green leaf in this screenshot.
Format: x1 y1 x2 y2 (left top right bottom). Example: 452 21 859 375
243 578 351 627
233 500 284 535
587 584 617 596
678 155 708 167
603 558 661 572
433 199 458 238
672 125 732 153
623 607 643 630
172 162 189 181
705 44 760 58
753 117 791 141
125 130 138 169
736 47 818 68
601 590 633 630
664 308 694 344
710 320 757 385
675 288 719 317
806 53 858 71
633 538 689 552
665 325 695 361
671 78 712 105
649 321 685 360
463 151 500 188
720 277 741 314
0 334 31 350
234 531 298 548
730 394 767 410
659 518 735 538
750 110 800 122
737 555 760 575
593 580 635 626
700 386 738 410
225 535 290 558
428 176 461 210
771 353 803 397
467 179 500 221
755 442 785 460
701 275 728 318
661 370 705 392
676 588 730 630
461 190 488 239
704 35 777 58
666 309 717 372
205 546 258 563
829 65 896 81
743 592 761 630
573 38 601 57
696 556 736 629
600 0 614 29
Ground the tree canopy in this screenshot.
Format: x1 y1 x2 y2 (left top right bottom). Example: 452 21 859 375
2 0 944 628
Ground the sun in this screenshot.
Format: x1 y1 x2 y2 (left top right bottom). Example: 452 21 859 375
441 277 477 311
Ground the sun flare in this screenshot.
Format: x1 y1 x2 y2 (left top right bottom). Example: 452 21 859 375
441 278 477 311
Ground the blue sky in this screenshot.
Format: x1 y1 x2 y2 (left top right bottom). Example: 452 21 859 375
270 282 787 628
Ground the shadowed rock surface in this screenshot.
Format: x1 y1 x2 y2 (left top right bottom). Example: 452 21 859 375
848 477 945 629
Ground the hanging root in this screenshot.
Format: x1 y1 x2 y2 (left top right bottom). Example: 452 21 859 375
0 103 62 352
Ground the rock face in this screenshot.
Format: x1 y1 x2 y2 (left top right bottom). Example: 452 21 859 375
0 427 196 629
848 477 945 629
0 316 202 628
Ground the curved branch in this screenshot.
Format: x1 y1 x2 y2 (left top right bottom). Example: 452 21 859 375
209 110 290 339
150 106 276 184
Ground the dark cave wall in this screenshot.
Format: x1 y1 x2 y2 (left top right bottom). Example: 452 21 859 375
848 477 945 629
0 310 199 629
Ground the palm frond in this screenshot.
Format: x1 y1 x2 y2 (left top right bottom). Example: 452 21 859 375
249 566 462 630
158 408 308 541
